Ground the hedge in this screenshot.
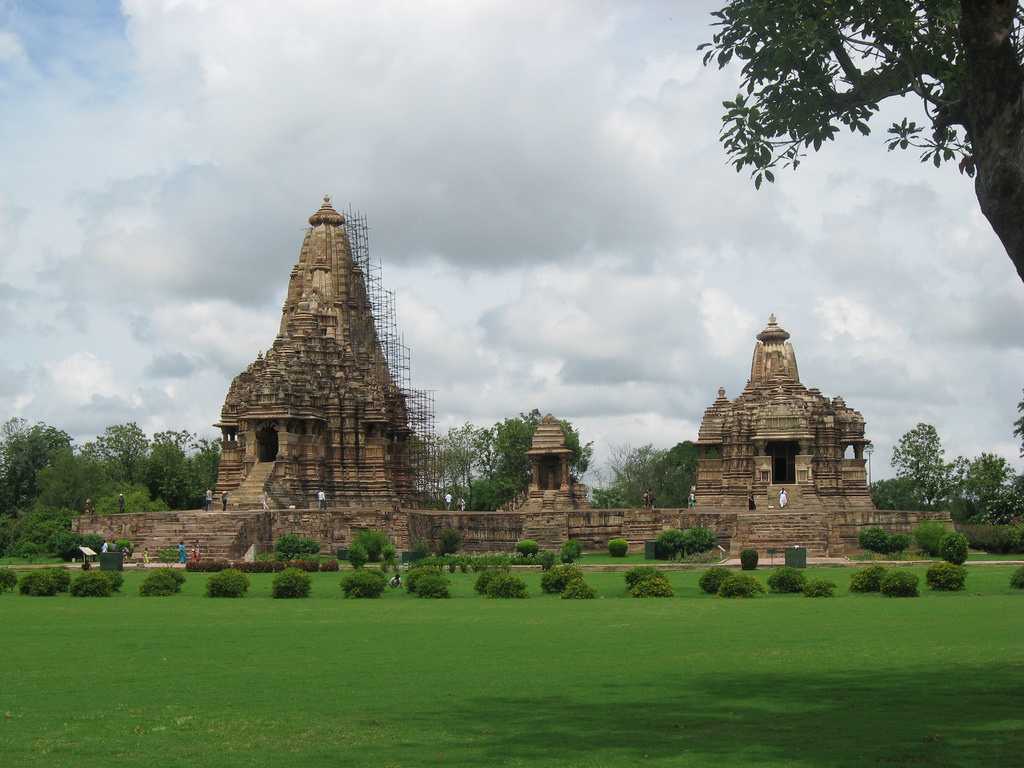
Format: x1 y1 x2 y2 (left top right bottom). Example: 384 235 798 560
341 570 386 598
206 569 250 598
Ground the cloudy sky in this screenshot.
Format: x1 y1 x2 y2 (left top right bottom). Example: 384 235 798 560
1 0 1021 482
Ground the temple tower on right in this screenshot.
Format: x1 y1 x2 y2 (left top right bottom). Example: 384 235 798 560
695 315 874 511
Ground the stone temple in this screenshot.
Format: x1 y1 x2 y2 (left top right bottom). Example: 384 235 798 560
214 197 414 510
695 314 873 511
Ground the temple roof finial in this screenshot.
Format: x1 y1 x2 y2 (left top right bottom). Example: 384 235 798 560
309 195 345 227
757 313 790 343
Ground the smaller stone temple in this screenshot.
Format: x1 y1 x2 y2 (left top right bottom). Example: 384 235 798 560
695 315 873 512
521 415 590 511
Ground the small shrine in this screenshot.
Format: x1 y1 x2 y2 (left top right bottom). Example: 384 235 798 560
521 415 590 511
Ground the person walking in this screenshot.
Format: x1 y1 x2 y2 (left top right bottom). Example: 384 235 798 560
177 541 187 564
221 490 229 511
192 540 201 561
143 548 150 566
444 492 453 510
778 488 789 509
204 489 213 512
457 497 466 512
101 540 109 554
317 489 327 511
261 493 270 512
688 487 697 508
747 492 757 511
117 493 125 514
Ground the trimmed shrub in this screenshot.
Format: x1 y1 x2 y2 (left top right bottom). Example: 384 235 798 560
1010 566 1024 589
284 559 320 573
718 573 765 598
538 550 556 571
767 566 806 594
18 570 61 596
940 532 969 565
274 534 320 561
683 527 717 555
803 579 836 598
139 569 183 597
70 571 114 597
655 528 687 559
858 526 890 553
541 564 583 594
341 569 386 598
48 568 71 593
960 523 1024 554
608 538 629 557
561 578 597 599
206 569 250 598
347 542 368 569
926 562 966 591
439 527 462 555
849 565 887 593
880 570 919 597
624 566 660 590
516 539 539 557
319 559 340 572
483 572 528 599
105 570 124 592
560 539 583 563
740 549 758 570
698 567 730 595
381 543 397 572
473 568 507 595
886 533 912 554
353 530 389 562
913 521 949 556
157 546 179 563
0 568 17 593
406 566 442 595
186 559 230 572
234 560 285 573
629 572 673 598
413 572 450 599
272 568 312 599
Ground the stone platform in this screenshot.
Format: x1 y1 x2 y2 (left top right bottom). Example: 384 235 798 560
73 506 952 559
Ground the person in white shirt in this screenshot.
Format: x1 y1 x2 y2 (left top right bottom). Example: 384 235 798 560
444 492 453 510
317 489 327 511
779 488 789 508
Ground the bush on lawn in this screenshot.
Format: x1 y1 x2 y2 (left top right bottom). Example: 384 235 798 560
718 573 765 598
272 568 312 599
406 566 443 595
473 568 507 595
186 559 230 572
48 568 71 593
413 572 450 599
926 562 966 591
803 579 836 598
104 570 124 592
341 569 386 599
283 559 320 573
560 539 583 563
50 530 83 561
940 532 969 565
767 566 806 594
319 559 340 572
274 533 320 561
234 561 285 573
538 551 556 570
516 539 539 558
541 564 583 594
18 569 62 596
139 569 184 596
624 566 660 590
655 528 687 559
858 526 891 553
157 546 179 563
740 549 759 570
381 544 397 572
352 530 389 562
70 571 114 597
887 533 912 554
438 527 462 555
561 578 597 599
849 565 887 593
683 527 717 555
0 568 17 593
913 521 949 556
959 523 1024 554
1010 566 1024 589
483 572 528 599
608 538 629 557
206 569 250 598
347 543 368 569
629 572 673 598
880 570 919 598
698 567 730 595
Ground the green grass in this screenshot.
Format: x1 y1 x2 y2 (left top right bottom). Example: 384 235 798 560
2 566 1023 768
0 555 63 566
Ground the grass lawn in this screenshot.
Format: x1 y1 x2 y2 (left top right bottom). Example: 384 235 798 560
0 555 63 566
2 565 1023 768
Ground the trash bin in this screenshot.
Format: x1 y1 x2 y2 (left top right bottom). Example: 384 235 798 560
99 551 124 571
644 541 658 560
784 546 807 568
336 548 349 561
401 550 425 565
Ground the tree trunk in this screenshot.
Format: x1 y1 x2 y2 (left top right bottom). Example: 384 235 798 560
960 0 1024 283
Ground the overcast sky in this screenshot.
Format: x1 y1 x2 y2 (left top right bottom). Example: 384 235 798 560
1 0 1021 482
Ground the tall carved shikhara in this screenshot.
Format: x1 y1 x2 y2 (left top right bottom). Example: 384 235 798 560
214 197 429 509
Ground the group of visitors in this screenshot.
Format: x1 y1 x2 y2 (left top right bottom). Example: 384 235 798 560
443 493 466 511
744 488 789 510
202 490 230 512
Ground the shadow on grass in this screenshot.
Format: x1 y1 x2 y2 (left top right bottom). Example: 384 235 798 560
408 665 1024 767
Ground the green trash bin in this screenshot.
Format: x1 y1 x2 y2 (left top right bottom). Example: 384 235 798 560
336 548 349 561
99 552 124 571
784 546 807 569
401 550 425 565
644 541 658 560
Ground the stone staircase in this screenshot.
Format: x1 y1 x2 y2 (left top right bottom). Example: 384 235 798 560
94 511 268 561
228 461 276 510
732 511 832 557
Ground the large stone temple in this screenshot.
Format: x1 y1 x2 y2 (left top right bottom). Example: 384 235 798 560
213 197 415 510
695 315 873 512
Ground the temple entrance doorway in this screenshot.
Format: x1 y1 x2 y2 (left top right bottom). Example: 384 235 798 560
539 456 560 490
767 441 798 484
256 427 279 462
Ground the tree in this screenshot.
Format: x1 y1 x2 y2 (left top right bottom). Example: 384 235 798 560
890 423 966 508
701 1 1024 282
85 423 150 485
1014 388 1024 457
35 449 114 513
596 441 699 508
0 418 72 515
871 476 925 511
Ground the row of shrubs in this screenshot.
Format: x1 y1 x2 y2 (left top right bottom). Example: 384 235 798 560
958 523 1024 555
186 559 340 573
859 523 970 564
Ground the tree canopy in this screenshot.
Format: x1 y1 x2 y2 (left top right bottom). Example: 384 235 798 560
701 1 1024 282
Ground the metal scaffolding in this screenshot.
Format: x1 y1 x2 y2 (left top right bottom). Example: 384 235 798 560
345 207 439 501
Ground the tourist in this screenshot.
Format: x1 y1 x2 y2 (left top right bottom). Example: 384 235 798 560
317 489 327 511
642 489 650 509
779 488 789 509
204 489 213 512
688 487 697 508
444 492 453 510
261 493 270 512
143 548 150 566
747 492 756 511
388 573 402 589
221 490 229 511
101 540 109 554
177 541 186 564
84 498 94 515
117 493 125 514
457 497 466 512
193 540 201 561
